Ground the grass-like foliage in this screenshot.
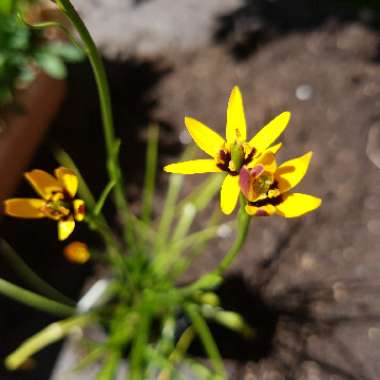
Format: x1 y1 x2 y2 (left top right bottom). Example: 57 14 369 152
0 0 321 379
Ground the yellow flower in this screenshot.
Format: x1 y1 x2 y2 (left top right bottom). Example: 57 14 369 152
4 167 85 240
164 86 291 214
240 151 321 217
63 241 90 264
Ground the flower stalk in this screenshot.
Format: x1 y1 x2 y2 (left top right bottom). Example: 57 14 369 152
55 0 134 246
217 202 251 274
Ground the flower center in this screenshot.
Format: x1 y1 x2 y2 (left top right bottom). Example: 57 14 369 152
41 197 72 220
216 143 256 176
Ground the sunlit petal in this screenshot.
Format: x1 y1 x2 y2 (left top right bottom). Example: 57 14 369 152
164 159 221 174
226 86 247 144
185 117 225 158
266 142 282 155
24 170 61 200
4 198 45 218
55 167 78 198
220 175 240 215
276 193 321 218
276 152 313 193
58 218 75 241
249 112 291 152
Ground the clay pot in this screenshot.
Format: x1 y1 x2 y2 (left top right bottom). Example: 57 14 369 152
0 72 66 202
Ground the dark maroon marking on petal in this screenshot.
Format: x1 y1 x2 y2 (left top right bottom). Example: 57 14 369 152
269 180 279 190
78 204 86 215
216 149 238 175
256 209 268 217
244 147 256 165
62 189 73 201
249 194 283 207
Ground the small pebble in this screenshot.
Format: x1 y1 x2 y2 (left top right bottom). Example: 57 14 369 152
295 84 313 101
217 224 232 238
368 327 380 340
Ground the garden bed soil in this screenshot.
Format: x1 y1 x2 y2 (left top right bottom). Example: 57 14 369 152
2 1 380 379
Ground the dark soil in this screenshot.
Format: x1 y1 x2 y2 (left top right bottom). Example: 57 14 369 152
2 0 380 379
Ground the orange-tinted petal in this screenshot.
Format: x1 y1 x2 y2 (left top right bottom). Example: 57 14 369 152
249 112 291 152
257 151 277 173
220 174 240 215
226 86 247 144
275 193 321 218
58 218 75 241
25 170 62 200
276 152 313 193
64 241 90 264
55 167 78 198
4 198 46 218
164 159 221 174
184 117 225 158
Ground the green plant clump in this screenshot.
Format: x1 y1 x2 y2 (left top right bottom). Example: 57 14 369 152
0 0 82 107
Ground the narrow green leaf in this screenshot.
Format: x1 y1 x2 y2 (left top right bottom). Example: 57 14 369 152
96 350 122 380
5 315 92 370
0 240 74 306
185 304 226 379
94 180 116 216
142 123 159 223
0 278 75 317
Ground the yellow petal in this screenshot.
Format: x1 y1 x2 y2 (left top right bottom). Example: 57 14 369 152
226 86 247 144
249 111 291 152
58 218 75 241
245 204 276 216
220 175 240 215
276 152 313 193
275 193 321 218
73 199 86 221
266 142 282 155
185 117 225 158
64 241 90 264
4 198 46 218
25 170 62 200
164 159 221 174
247 150 277 173
257 151 277 173
55 167 78 198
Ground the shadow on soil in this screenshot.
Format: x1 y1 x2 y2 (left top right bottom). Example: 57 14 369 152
0 56 178 379
186 222 380 379
213 0 380 61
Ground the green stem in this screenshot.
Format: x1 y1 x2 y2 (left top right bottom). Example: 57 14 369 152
185 304 226 379
142 124 159 224
96 350 122 380
216 204 251 274
0 278 75 317
55 0 133 246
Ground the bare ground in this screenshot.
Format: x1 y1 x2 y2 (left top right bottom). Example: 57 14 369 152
2 1 380 379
